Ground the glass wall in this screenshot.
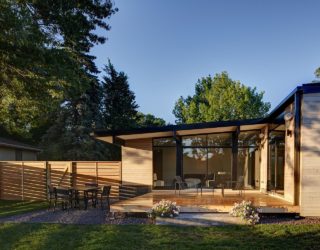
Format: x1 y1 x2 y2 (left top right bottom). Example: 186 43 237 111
153 138 176 188
182 133 233 186
237 131 261 189
268 130 285 195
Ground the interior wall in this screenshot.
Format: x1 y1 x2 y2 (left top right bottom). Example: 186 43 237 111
122 138 153 186
300 93 320 216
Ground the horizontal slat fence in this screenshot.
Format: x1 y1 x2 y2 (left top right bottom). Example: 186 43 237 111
0 161 121 200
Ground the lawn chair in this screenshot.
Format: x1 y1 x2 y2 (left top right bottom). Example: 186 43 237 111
85 182 98 207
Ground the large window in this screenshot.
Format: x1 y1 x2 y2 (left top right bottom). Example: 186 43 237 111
237 131 261 189
153 137 176 188
182 133 233 185
268 130 285 194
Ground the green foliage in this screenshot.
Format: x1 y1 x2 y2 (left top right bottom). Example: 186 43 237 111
0 0 117 142
101 60 139 130
315 67 320 78
173 72 271 124
136 112 166 127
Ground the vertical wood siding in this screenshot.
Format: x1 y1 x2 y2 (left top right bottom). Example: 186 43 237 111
121 139 153 186
300 93 320 216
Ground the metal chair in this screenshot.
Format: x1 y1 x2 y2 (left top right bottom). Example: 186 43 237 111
100 185 111 210
85 182 98 207
54 187 72 211
47 184 55 209
174 176 188 195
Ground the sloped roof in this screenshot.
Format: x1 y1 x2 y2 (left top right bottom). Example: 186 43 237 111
0 137 41 152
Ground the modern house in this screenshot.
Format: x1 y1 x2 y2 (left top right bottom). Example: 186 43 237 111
0 137 40 161
94 83 320 216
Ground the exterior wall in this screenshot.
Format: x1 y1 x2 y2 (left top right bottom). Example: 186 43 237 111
0 147 16 160
121 138 153 186
284 103 295 203
22 151 37 161
0 147 38 161
260 126 268 193
300 93 320 216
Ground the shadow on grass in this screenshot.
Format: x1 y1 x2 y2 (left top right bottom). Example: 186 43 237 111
0 223 320 249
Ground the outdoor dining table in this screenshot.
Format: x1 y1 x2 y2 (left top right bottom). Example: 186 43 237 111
72 186 100 210
55 185 100 210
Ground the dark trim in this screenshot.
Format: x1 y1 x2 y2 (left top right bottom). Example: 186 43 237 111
294 90 302 205
93 83 320 144
232 127 240 183
175 134 182 177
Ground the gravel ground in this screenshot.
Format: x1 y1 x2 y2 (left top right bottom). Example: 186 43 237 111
0 207 107 224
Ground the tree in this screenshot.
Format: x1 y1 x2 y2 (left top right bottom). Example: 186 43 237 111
0 0 117 142
136 112 166 127
315 68 320 78
173 72 271 124
101 60 139 130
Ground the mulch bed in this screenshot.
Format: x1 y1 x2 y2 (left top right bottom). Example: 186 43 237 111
259 215 320 225
106 212 154 225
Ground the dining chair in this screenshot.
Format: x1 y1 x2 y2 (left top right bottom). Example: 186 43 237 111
100 185 111 211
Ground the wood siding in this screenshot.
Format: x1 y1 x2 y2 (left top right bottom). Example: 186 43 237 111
260 126 268 193
0 161 121 200
121 139 153 186
284 103 295 203
300 93 320 216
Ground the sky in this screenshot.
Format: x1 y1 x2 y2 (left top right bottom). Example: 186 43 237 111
92 0 320 124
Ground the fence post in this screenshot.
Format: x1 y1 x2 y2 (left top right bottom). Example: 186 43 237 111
96 162 98 185
21 161 24 201
71 162 76 188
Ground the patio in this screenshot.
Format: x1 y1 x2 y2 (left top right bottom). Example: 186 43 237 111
111 189 299 213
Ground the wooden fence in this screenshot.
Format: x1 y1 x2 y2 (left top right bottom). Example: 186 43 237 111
0 161 121 200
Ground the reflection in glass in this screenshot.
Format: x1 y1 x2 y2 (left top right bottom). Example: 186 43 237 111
238 131 260 147
182 135 206 147
153 137 176 146
207 133 232 147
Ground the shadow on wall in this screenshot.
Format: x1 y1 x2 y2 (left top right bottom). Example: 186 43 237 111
0 161 125 201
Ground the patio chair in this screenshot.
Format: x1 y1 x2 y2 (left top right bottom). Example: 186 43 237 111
100 185 111 211
227 176 245 196
85 182 98 207
153 173 164 187
47 184 55 210
174 176 188 195
54 187 72 211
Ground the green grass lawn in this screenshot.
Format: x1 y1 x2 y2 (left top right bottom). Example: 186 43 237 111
0 200 48 218
0 223 319 250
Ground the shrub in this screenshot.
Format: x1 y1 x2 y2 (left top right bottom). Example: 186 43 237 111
149 199 180 218
230 200 260 225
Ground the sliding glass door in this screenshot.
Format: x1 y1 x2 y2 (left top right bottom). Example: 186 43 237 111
268 131 285 195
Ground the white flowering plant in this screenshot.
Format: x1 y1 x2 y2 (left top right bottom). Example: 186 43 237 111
229 200 260 225
149 199 180 218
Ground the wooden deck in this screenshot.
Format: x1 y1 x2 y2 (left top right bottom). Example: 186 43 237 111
111 189 300 213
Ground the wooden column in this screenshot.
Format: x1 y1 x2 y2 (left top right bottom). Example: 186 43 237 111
232 127 240 183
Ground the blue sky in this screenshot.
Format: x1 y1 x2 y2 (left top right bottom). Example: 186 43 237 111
92 0 320 124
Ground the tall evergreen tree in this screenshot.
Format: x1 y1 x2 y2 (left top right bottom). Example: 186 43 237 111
101 60 139 130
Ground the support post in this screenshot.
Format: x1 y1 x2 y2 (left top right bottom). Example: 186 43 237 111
232 127 240 184
46 161 51 200
294 91 302 205
174 132 182 177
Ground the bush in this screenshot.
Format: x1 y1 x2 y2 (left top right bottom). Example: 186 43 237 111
230 200 260 225
149 199 180 218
